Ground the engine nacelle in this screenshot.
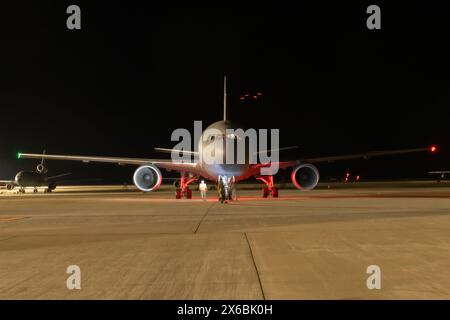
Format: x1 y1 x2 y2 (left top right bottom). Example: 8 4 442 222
6 183 15 191
48 182 57 191
36 164 48 174
291 163 320 191
133 165 162 192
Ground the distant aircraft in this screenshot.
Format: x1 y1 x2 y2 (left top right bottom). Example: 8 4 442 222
429 171 450 181
18 77 437 202
0 152 71 193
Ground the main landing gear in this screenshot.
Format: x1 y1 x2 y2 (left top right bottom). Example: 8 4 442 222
174 174 198 199
218 176 235 203
256 175 279 198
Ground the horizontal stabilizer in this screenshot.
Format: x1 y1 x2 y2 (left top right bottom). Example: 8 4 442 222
154 148 199 156
254 146 298 155
46 172 72 181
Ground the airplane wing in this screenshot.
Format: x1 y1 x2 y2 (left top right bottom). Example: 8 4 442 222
429 171 450 174
302 146 436 164
253 146 436 170
253 146 298 155
154 148 199 157
0 180 15 185
18 153 200 174
20 145 435 175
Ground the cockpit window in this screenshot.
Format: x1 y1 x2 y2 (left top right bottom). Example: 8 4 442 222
226 133 242 140
208 134 224 142
207 133 243 142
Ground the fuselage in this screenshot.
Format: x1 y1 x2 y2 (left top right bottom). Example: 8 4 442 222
15 171 46 187
198 120 254 182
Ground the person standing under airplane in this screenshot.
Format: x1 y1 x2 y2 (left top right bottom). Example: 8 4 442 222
199 180 208 200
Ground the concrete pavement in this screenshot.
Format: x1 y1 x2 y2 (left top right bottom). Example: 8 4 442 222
1 183 450 299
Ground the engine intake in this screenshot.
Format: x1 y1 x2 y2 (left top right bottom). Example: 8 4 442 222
36 164 48 174
291 163 320 190
133 165 162 192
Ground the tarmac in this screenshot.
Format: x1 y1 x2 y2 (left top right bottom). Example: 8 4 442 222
1 181 450 299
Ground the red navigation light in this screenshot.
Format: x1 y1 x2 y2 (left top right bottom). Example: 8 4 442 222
253 96 257 99
240 96 245 100
430 145 437 153
356 175 361 181
346 172 350 177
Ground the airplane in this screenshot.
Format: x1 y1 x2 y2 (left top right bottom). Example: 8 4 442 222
17 77 438 202
429 171 450 181
0 152 71 193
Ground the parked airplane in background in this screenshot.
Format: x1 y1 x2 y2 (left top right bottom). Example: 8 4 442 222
17 78 438 202
429 171 450 181
1 153 71 193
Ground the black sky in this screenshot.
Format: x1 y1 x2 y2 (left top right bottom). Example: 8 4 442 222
1 1 449 182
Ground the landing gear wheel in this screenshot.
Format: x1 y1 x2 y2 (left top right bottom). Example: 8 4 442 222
231 186 238 200
33 188 38 193
175 189 182 199
262 188 269 198
272 187 279 198
218 187 226 203
186 188 192 199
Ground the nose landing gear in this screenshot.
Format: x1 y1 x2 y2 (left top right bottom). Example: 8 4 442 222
218 176 235 203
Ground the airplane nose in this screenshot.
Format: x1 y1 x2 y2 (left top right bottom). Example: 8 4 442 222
15 173 23 183
217 164 246 176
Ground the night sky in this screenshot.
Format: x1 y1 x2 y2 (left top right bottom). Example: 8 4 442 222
1 1 449 183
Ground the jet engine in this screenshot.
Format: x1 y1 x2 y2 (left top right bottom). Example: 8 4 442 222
6 183 15 191
291 163 320 190
36 164 48 174
133 165 162 192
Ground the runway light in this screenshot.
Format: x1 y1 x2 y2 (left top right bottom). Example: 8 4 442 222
430 145 438 153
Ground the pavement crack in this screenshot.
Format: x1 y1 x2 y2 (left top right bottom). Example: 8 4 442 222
244 232 266 300
193 203 214 234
